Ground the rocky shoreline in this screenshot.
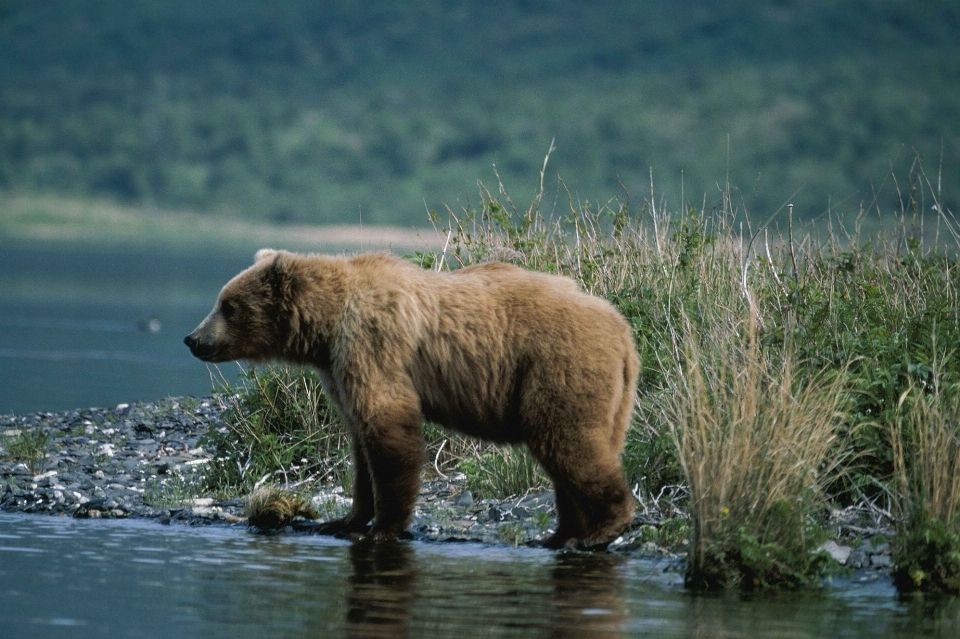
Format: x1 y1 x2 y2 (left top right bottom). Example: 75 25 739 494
1 396 895 576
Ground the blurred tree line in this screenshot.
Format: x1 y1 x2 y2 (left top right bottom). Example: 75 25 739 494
0 0 958 225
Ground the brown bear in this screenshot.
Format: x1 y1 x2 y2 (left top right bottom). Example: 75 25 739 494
185 249 638 549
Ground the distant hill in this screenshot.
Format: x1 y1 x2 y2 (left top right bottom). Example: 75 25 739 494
1 0 958 225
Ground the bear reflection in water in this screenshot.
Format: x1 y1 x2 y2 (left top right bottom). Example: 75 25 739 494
339 541 626 639
186 250 639 550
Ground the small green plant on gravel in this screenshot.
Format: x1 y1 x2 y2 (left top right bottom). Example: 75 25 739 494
143 470 207 509
204 366 349 493
636 516 691 551
497 523 527 548
892 382 960 593
314 496 350 522
177 396 201 412
534 509 552 532
1 427 49 475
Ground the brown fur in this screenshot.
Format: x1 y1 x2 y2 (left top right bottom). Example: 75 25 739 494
185 249 639 548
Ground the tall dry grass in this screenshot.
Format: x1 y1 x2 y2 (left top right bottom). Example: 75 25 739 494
662 313 850 589
892 381 960 592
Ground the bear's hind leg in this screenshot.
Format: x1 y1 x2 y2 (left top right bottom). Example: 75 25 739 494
531 437 634 550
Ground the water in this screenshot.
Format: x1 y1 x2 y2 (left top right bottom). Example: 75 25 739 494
1 514 959 639
0 240 256 414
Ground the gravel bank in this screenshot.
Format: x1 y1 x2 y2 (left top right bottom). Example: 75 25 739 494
1 397 895 574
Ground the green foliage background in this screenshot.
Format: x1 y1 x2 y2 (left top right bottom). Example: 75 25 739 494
1 0 958 225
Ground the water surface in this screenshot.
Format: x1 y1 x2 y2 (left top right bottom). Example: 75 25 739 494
2 514 959 638
0 240 255 414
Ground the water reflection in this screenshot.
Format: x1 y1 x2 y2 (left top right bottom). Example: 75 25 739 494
549 552 627 638
345 540 418 638
333 539 631 638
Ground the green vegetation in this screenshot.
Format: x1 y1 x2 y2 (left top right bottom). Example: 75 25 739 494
203 366 350 494
200 161 960 590
456 448 549 499
142 470 207 509
663 315 849 589
1 1 957 226
0 426 49 475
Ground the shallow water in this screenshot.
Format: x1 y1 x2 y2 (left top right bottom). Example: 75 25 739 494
2 514 959 638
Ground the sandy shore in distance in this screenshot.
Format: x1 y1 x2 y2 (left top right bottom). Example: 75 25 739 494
0 192 446 252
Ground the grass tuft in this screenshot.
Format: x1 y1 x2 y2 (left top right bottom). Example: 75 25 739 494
456 447 549 499
203 366 350 494
662 313 850 589
1 427 49 475
892 382 960 593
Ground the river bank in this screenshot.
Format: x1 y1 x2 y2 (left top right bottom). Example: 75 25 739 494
0 396 895 577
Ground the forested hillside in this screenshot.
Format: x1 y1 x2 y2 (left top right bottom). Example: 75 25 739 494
1 0 958 225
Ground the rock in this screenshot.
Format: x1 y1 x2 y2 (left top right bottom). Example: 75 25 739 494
454 490 474 508
518 491 555 509
6 463 31 476
820 540 852 565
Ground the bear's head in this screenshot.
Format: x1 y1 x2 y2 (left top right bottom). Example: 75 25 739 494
184 249 297 363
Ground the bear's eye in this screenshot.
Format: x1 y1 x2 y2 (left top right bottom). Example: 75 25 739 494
220 300 237 319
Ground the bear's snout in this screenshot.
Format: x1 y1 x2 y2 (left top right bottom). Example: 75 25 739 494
184 332 217 361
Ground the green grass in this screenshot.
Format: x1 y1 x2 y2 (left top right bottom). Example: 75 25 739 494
456 448 549 500
662 314 850 589
203 366 351 494
1 427 49 475
142 470 207 508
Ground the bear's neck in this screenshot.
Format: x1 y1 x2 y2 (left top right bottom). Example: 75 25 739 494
279 256 347 369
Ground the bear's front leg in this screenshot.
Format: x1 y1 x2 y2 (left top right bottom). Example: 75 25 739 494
312 431 376 536
356 396 426 541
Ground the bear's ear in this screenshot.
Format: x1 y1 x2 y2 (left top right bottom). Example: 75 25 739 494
254 248 278 263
